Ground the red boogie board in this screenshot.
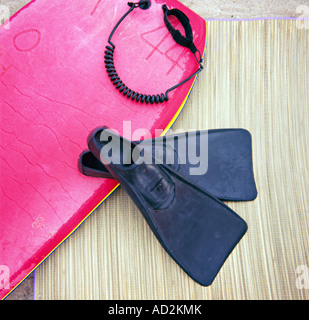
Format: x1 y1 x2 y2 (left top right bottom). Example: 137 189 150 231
0 0 206 299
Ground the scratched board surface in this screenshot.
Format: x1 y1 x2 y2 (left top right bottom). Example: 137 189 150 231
0 0 206 298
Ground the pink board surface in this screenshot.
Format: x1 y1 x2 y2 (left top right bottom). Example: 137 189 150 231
0 0 206 299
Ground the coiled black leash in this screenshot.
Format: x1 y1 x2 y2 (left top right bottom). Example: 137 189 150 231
105 0 204 104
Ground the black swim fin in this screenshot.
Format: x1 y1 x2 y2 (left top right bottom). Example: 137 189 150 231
79 129 257 201
87 127 248 286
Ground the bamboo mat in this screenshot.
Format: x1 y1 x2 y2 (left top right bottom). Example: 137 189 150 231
35 20 309 300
